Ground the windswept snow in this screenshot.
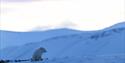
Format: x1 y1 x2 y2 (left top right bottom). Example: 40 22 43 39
0 22 125 63
0 28 83 49
9 55 125 63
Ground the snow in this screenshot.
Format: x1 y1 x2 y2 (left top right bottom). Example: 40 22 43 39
0 28 83 49
0 22 125 63
8 55 125 63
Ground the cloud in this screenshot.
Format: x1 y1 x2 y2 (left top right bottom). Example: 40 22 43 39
0 0 124 31
0 0 38 2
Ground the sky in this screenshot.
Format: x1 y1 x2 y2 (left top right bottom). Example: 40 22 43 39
0 0 125 32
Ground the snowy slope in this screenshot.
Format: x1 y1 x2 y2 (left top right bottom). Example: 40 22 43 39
9 55 125 63
0 28 83 49
106 22 125 29
0 22 125 63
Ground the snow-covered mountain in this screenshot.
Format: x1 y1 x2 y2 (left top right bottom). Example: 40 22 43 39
0 22 125 63
0 28 83 49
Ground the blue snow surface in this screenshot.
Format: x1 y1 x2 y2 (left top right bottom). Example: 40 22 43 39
0 22 125 63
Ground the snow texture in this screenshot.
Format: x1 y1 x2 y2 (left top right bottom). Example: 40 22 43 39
0 22 125 63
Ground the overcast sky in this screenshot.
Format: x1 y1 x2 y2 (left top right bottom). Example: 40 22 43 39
0 0 125 31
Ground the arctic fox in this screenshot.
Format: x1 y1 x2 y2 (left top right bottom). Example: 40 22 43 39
31 47 47 61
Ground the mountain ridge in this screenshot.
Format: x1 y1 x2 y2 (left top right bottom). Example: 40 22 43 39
0 22 125 49
0 22 125 61
0 22 125 60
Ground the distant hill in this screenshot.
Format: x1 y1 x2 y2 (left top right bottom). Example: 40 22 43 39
0 22 125 60
0 28 84 49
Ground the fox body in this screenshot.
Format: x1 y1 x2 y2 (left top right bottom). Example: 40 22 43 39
32 47 47 61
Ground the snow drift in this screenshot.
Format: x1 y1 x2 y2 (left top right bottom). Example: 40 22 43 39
0 22 125 63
